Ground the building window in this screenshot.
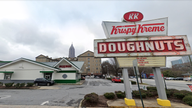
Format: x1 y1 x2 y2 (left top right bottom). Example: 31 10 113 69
4 73 12 80
96 68 98 70
88 53 90 56
88 62 90 64
88 58 90 61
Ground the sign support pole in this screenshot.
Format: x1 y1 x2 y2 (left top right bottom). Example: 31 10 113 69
123 68 136 106
122 68 132 99
153 67 171 106
153 67 167 99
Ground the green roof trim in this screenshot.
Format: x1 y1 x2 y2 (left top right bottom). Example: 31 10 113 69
0 71 14 73
57 70 77 73
40 71 53 73
0 61 12 63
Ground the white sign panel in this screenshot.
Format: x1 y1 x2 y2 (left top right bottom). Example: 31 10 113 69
102 17 168 38
94 35 192 57
116 57 166 67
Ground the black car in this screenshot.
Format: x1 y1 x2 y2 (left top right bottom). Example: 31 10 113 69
34 78 54 86
174 77 184 80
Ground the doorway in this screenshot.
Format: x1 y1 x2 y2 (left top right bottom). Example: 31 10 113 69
44 73 52 80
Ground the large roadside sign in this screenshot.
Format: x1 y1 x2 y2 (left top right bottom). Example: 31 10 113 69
94 35 192 57
102 17 168 38
116 57 166 67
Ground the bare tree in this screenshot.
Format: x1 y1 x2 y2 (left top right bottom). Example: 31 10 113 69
109 58 120 76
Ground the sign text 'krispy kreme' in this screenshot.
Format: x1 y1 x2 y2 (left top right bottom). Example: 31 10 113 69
102 17 168 38
123 11 144 22
94 35 192 57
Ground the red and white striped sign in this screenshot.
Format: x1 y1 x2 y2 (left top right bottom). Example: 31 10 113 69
187 84 192 92
102 17 168 38
94 35 192 57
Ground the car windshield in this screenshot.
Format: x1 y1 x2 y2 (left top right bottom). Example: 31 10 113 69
116 78 120 79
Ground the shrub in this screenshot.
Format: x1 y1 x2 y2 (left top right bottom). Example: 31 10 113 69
104 92 115 99
26 83 34 87
84 93 98 103
186 92 192 96
5 83 14 87
132 90 146 98
183 95 192 106
172 90 191 99
166 91 171 98
115 91 125 98
174 92 185 99
106 78 111 80
166 89 179 97
116 93 125 98
131 81 136 85
180 90 190 96
20 83 25 87
14 83 20 88
147 86 157 91
121 80 124 83
0 82 3 86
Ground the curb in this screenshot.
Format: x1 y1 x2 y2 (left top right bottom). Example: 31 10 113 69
55 80 85 85
79 99 83 107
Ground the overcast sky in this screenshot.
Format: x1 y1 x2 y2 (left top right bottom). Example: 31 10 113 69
0 0 191 67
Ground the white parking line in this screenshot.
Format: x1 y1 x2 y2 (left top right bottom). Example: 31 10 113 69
41 101 49 105
0 95 11 99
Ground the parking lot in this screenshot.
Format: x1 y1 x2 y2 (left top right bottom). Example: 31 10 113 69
0 78 191 107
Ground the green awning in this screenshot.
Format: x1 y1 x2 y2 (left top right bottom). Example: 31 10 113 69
57 70 77 73
0 71 14 73
40 71 53 73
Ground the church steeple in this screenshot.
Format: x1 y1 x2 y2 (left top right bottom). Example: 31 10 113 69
69 43 75 58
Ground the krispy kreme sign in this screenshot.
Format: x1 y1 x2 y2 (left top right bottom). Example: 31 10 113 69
94 35 192 57
102 17 168 38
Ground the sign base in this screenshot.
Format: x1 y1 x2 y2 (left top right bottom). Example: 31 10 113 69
124 98 136 106
157 98 171 106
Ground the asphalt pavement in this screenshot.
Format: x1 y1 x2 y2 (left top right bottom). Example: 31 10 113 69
0 78 191 108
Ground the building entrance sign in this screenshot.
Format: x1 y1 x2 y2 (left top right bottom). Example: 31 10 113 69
102 17 167 38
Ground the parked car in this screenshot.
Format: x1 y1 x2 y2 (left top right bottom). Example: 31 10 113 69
167 77 174 80
81 76 85 80
130 76 135 79
34 78 54 86
184 77 192 81
174 77 183 80
111 77 121 83
148 76 154 79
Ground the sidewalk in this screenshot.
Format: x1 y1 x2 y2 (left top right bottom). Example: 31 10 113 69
107 99 192 108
